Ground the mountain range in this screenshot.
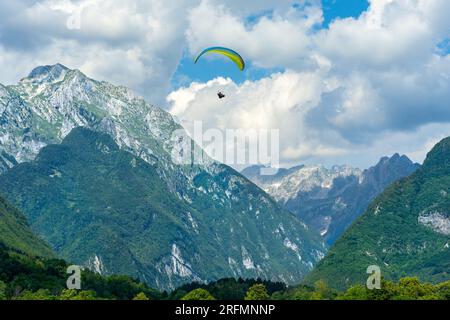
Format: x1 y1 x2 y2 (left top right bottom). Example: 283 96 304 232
306 137 450 289
0 64 324 290
242 154 420 245
0 63 447 293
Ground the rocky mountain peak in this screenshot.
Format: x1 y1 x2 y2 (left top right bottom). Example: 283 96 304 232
376 153 415 167
23 63 70 84
363 154 420 189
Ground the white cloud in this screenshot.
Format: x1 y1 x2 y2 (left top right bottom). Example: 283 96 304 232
186 0 322 69
167 70 351 167
0 0 312 104
317 0 450 69
0 0 199 104
169 0 450 168
207 0 302 17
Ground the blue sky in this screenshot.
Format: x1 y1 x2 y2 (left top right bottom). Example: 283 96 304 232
172 0 370 89
322 0 369 27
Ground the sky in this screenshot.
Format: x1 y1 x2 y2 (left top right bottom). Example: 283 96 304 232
0 0 449 169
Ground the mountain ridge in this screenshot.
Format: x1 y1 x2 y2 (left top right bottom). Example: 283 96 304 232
0 65 325 290
242 154 420 245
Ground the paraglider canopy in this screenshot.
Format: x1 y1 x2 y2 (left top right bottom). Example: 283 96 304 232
194 47 245 71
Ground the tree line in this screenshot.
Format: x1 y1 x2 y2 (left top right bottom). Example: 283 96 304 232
0 242 448 300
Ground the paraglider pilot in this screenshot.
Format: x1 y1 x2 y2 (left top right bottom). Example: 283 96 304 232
194 47 244 100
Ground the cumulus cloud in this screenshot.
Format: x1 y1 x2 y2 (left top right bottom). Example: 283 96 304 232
167 70 352 167
0 0 319 106
186 0 322 70
317 0 450 69
0 0 199 104
169 0 450 168
0 0 313 104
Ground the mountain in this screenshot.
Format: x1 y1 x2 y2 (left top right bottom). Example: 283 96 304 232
0 194 54 257
305 137 450 290
0 65 324 290
242 155 420 245
241 164 304 186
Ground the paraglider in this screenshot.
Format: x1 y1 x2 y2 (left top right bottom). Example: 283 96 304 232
194 46 245 71
194 47 245 99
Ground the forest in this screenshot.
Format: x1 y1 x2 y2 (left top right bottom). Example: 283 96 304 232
1 242 448 300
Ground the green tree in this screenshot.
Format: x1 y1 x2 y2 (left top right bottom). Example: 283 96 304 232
364 278 399 300
181 288 215 300
435 280 450 300
338 285 368 300
59 289 97 300
310 280 336 300
394 277 437 300
336 277 448 301
15 289 56 300
290 288 313 300
0 281 7 300
133 292 150 300
245 284 270 300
